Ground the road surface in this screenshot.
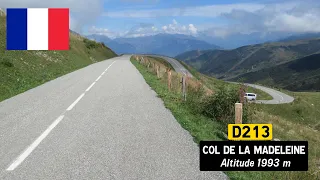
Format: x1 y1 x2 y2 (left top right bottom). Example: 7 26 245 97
0 55 226 180
244 83 294 104
141 54 193 77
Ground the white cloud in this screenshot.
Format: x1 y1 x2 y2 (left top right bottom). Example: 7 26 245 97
160 19 198 35
162 26 168 31
188 24 197 34
104 3 265 18
88 26 119 38
196 1 320 37
1 0 104 32
89 19 198 38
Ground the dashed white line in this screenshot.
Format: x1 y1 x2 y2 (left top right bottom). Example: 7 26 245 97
66 93 85 111
6 60 117 171
86 82 96 92
6 115 65 171
105 61 116 71
95 76 102 82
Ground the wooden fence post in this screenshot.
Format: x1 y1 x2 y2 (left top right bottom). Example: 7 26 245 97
167 69 172 90
235 103 243 124
156 65 160 78
182 75 187 101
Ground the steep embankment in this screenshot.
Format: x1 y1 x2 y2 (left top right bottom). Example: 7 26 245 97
231 53 320 91
0 14 117 102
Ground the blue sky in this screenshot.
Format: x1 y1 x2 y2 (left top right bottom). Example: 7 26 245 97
85 0 320 38
3 0 320 39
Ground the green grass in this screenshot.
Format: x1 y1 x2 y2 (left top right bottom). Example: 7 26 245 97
132 56 320 180
247 86 273 100
0 15 117 102
179 60 273 100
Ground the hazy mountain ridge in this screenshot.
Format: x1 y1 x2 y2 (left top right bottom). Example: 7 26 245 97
87 33 221 57
230 53 320 91
176 38 320 79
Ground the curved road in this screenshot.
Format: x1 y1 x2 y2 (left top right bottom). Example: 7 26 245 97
140 54 193 77
146 55 294 104
244 83 294 104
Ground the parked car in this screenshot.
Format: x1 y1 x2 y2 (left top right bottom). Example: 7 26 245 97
244 93 257 101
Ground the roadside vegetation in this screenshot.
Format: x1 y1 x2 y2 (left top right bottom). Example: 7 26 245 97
131 56 320 180
0 15 117 102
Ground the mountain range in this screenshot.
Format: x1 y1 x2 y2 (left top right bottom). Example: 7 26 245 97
175 38 320 91
230 53 320 91
87 33 220 57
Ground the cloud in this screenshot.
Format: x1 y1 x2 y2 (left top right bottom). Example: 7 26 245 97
88 19 198 38
104 3 265 18
188 24 197 34
241 2 319 33
1 0 104 32
160 19 198 35
102 1 320 38
198 1 320 37
88 26 119 38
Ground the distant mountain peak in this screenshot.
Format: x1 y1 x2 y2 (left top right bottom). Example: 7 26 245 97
87 33 221 57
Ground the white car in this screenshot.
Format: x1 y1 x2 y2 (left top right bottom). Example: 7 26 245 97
244 93 257 101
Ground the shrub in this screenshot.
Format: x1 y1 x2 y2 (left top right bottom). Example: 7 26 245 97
200 84 253 133
83 38 99 49
201 85 238 122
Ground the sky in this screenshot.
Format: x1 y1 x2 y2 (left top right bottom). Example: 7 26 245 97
2 0 320 39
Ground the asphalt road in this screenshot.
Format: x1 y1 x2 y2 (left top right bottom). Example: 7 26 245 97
141 54 193 77
0 55 227 180
244 83 295 104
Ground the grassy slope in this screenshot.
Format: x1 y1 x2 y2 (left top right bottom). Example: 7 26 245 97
0 15 117 102
231 53 320 91
179 60 273 100
132 56 320 180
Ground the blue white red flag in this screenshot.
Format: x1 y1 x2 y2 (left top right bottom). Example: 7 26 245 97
6 8 69 50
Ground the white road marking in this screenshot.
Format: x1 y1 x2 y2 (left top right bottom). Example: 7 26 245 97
95 76 102 82
105 61 116 71
6 60 117 171
6 115 65 171
86 82 96 92
66 93 85 111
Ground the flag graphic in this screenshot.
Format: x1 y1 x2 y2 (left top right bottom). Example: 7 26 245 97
6 8 69 50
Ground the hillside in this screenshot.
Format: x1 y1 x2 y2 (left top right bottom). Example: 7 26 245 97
175 38 320 80
87 33 220 57
0 14 117 102
230 53 320 91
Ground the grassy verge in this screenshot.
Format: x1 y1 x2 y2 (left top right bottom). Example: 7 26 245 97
131 56 320 180
0 15 117 102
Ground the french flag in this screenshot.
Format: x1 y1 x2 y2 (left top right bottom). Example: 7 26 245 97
6 8 69 50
